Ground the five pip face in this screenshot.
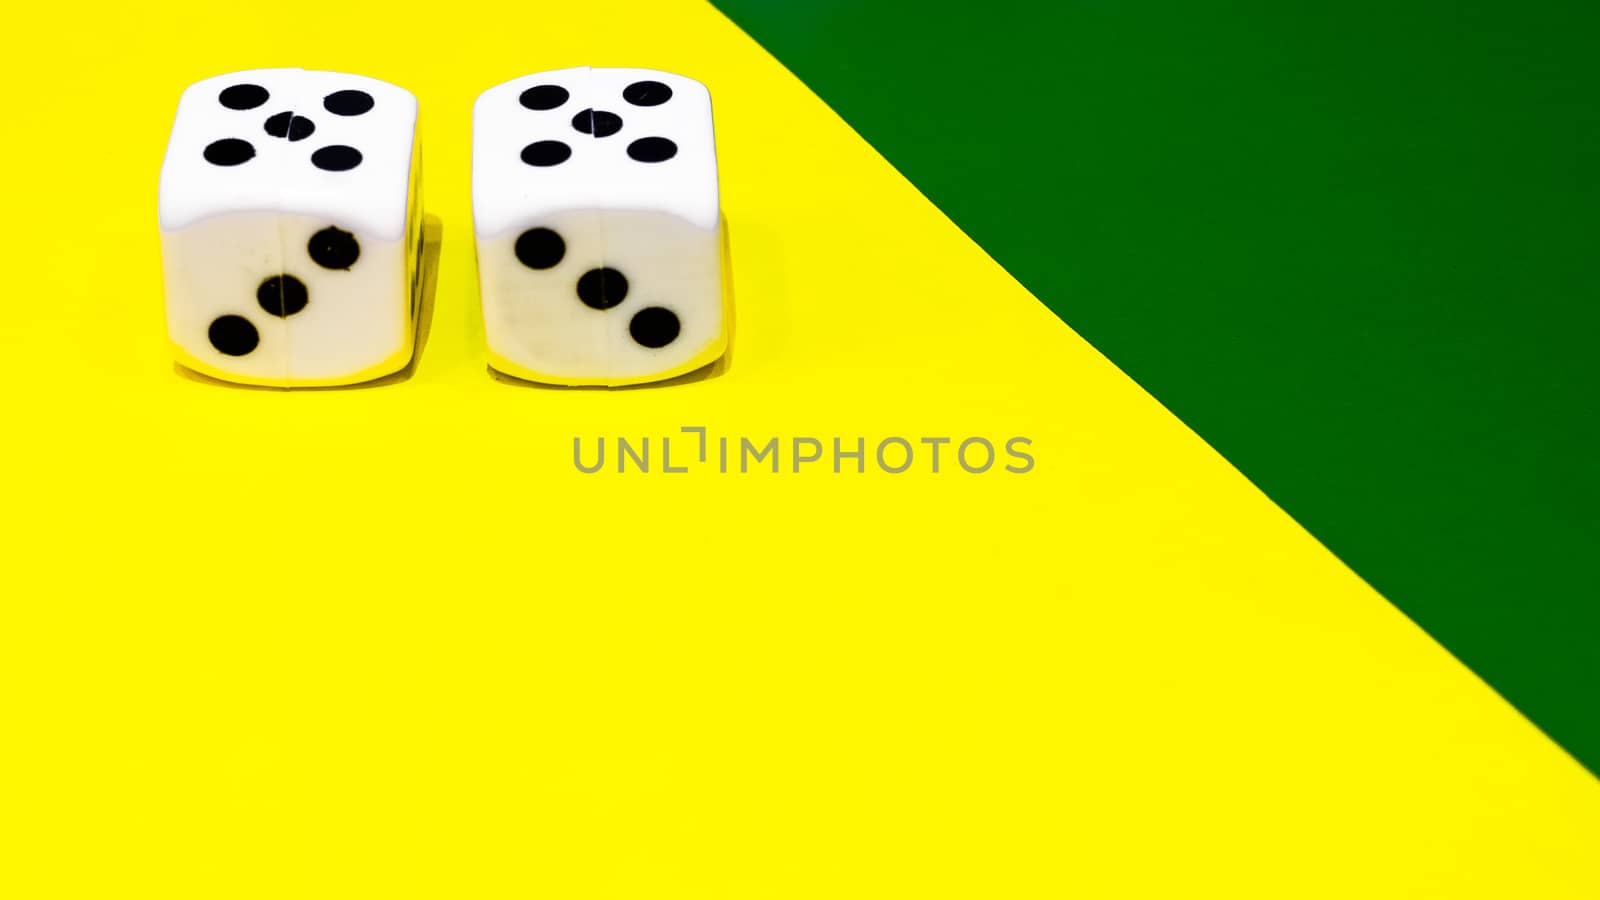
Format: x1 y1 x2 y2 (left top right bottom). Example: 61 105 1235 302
156 66 727 389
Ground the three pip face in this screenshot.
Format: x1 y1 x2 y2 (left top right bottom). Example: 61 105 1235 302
157 66 726 388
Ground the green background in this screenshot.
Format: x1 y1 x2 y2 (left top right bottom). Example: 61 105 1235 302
712 0 1600 773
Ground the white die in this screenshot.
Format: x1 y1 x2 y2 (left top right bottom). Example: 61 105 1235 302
472 67 726 386
158 68 422 386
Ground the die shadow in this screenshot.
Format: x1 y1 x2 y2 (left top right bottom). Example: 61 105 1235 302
173 213 445 391
488 214 738 391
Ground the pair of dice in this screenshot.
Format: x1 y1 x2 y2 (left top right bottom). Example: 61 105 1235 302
158 66 726 387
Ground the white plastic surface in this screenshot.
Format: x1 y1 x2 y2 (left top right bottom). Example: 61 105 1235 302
471 67 719 238
159 68 418 241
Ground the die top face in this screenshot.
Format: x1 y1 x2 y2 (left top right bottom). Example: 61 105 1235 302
472 67 719 238
159 68 418 241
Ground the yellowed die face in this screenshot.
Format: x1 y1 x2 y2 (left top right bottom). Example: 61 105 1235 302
161 211 418 387
479 210 727 386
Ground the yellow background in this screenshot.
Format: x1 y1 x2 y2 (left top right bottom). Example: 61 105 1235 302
2 1 1597 895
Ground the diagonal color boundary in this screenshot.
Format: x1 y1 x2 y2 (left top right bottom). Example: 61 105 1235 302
710 0 1600 775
